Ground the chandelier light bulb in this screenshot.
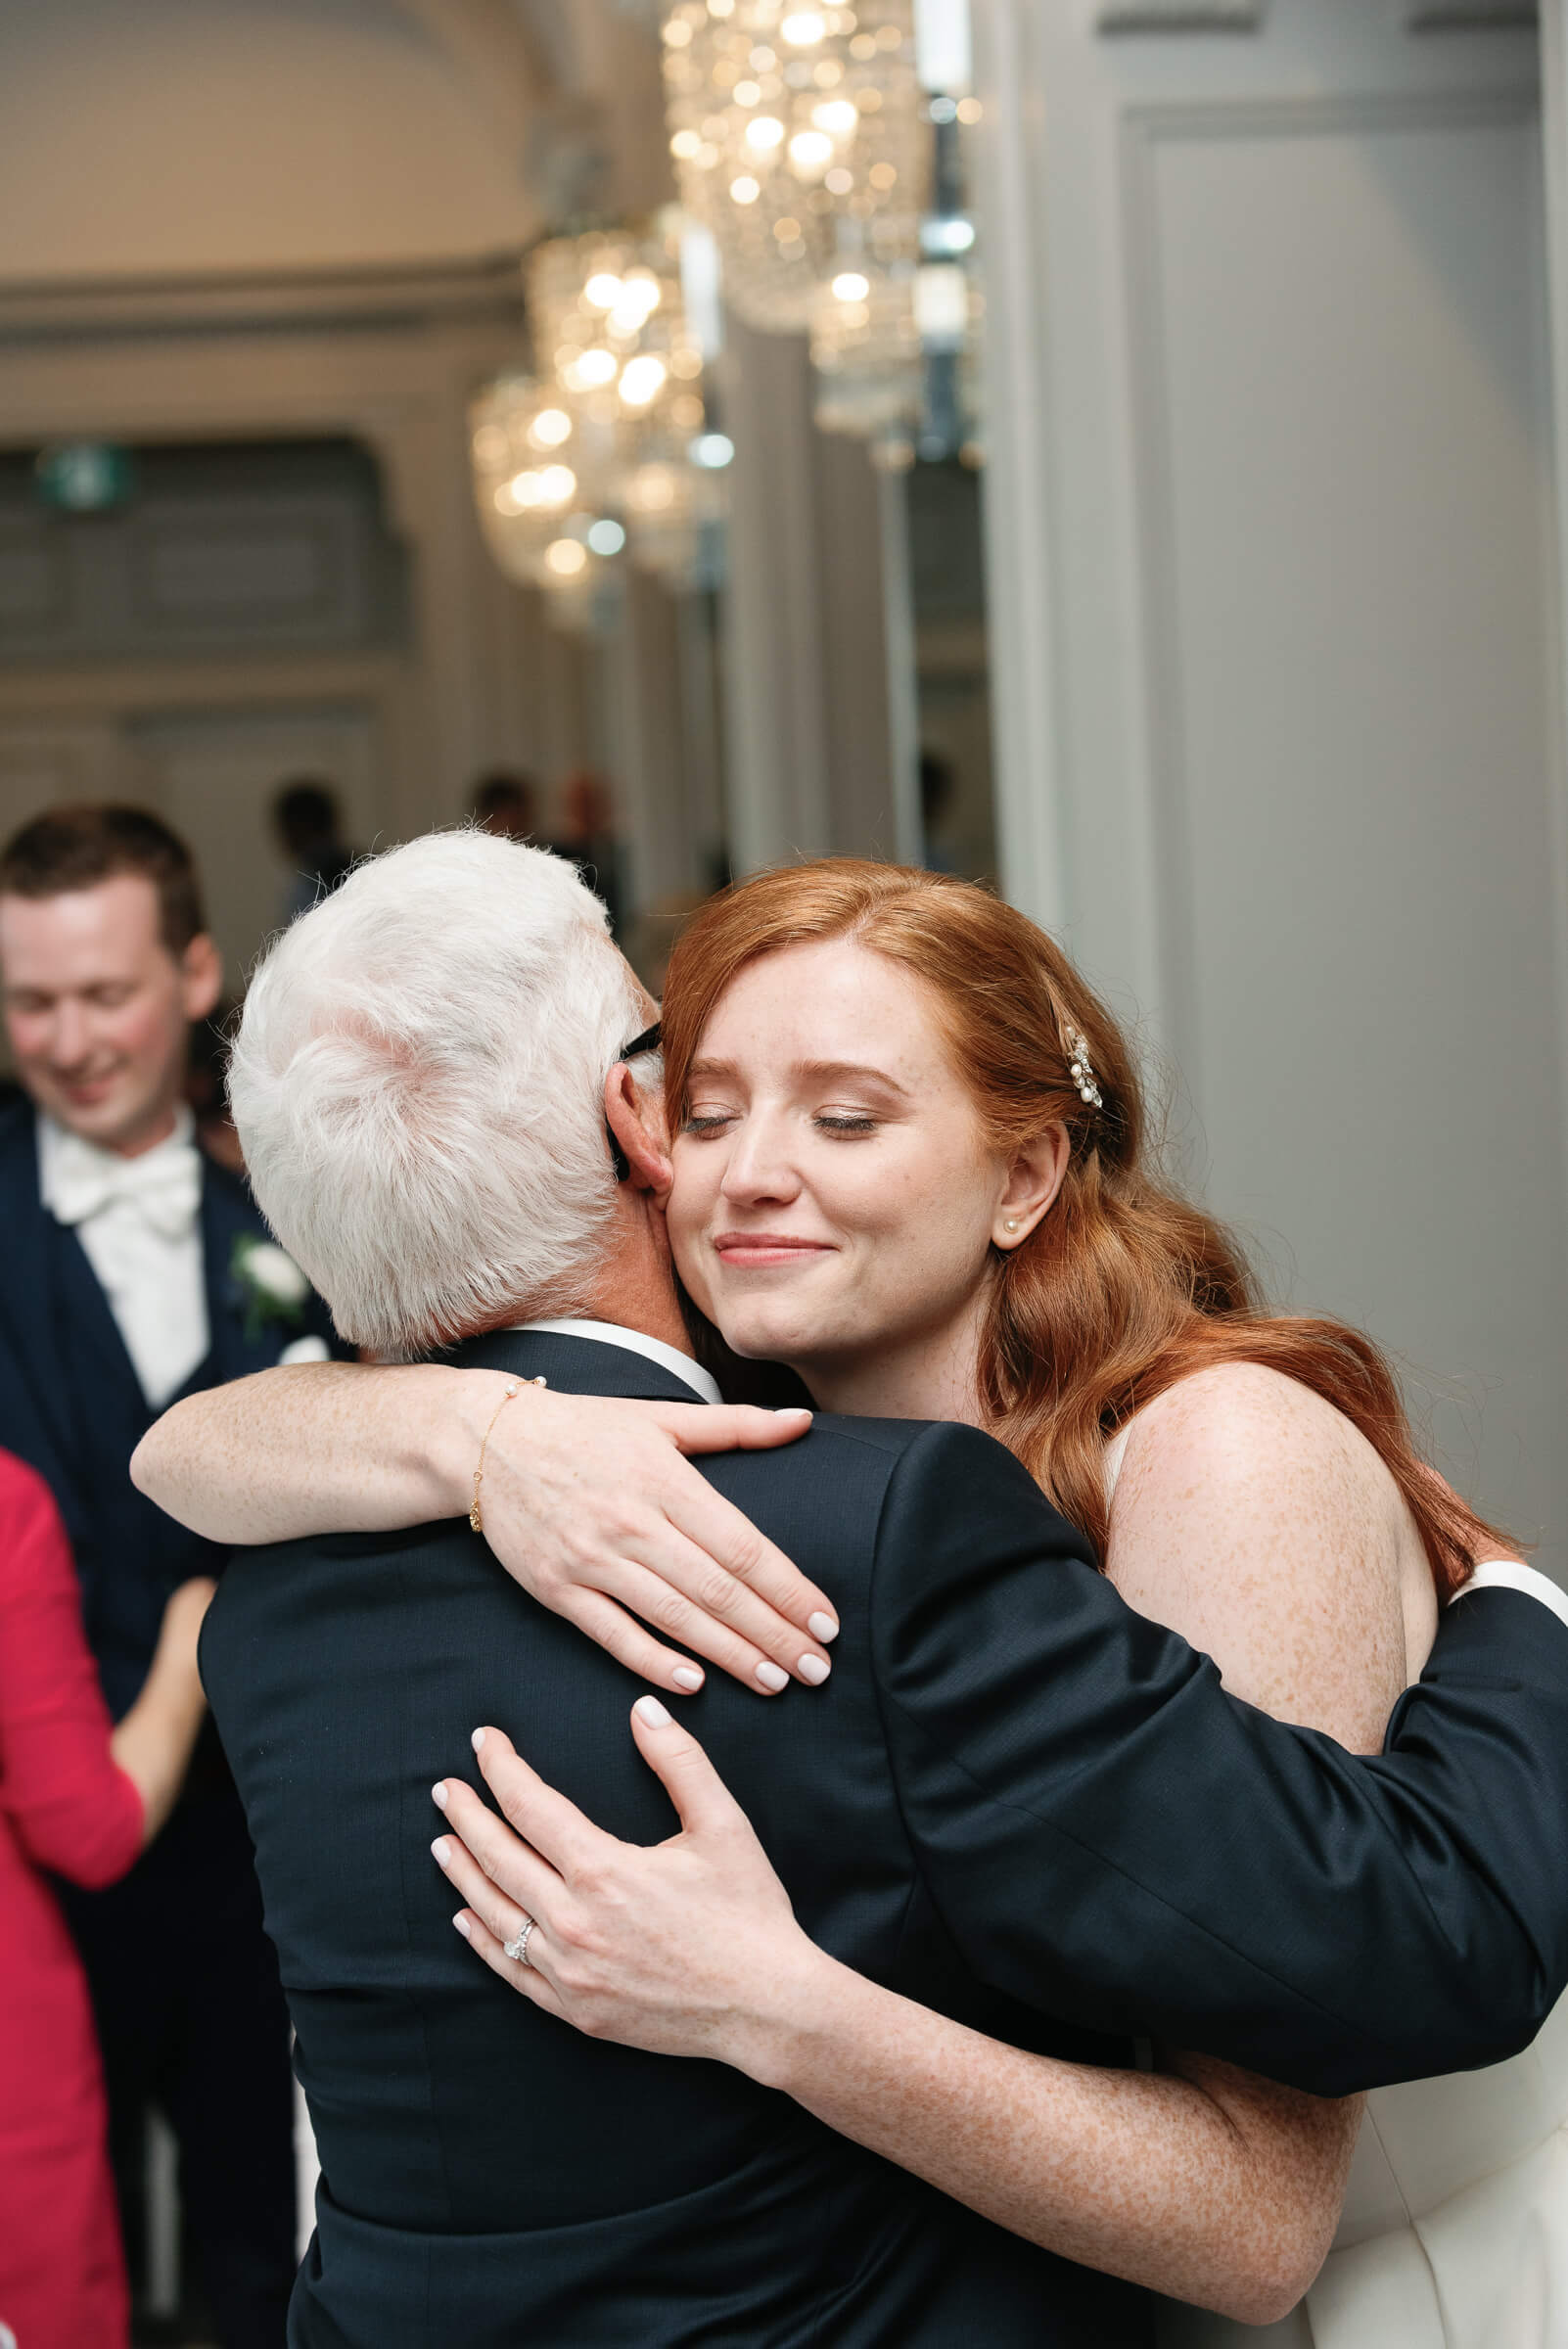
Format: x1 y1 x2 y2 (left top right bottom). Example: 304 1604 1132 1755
535 464 578 508
744 115 786 153
811 98 858 134
618 353 669 409
780 9 828 42
789 130 834 175
832 270 870 302
566 347 619 391
544 538 589 577
729 173 761 204
584 272 624 309
670 127 703 158
530 407 574 447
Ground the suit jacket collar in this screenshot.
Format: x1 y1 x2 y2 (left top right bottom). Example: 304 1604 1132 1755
0 1097 77 1461
438 1326 708 1407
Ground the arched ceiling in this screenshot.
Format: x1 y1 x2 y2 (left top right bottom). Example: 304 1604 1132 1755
0 0 670 290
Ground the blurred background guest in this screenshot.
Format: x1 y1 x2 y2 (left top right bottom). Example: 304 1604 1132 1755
186 1008 246 1176
918 749 959 874
271 778 356 924
0 1455 212 2349
470 766 540 842
0 806 343 2347
550 767 624 937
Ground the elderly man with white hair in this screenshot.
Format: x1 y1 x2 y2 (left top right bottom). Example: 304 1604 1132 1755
166 831 1568 2349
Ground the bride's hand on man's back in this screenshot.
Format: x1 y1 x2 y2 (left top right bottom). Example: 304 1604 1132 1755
465 1385 837 1698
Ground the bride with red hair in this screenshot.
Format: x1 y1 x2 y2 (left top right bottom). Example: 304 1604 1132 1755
141 858 1565 2343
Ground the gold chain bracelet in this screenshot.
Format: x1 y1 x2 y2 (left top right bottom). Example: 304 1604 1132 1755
469 1374 547 1535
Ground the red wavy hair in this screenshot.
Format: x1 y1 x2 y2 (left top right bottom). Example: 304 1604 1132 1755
661 858 1503 1599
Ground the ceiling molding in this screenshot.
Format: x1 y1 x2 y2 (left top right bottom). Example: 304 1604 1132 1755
0 253 529 348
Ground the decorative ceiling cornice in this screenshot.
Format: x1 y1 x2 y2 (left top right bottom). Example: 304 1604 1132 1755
0 253 529 348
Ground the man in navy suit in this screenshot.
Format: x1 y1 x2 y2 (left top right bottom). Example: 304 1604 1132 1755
0 806 342 2349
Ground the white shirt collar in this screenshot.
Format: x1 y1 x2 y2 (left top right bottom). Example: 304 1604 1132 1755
511 1315 721 1405
38 1100 197 1207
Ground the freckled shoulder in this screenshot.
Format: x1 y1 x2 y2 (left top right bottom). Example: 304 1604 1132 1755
1104 1362 1426 1750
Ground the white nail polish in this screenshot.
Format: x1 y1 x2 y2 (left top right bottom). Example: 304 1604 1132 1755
807 1612 839 1643
452 1912 472 1941
471 1727 486 1754
634 1694 673 1728
756 1660 790 1693
431 1782 447 1810
432 1837 450 1866
799 1653 831 1685
671 1665 704 1691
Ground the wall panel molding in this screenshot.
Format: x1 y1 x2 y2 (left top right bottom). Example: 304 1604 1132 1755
1115 82 1541 1095
1095 1 1260 29
1407 3 1538 29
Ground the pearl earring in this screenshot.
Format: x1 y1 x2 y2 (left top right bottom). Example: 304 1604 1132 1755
1003 1218 1020 1234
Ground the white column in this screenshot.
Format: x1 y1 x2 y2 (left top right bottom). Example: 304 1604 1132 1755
718 313 914 869
608 564 703 908
718 317 834 870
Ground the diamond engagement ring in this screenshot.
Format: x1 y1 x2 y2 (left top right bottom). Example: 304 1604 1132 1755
503 1917 536 1968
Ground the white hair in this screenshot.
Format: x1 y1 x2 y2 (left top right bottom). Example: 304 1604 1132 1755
228 829 649 1359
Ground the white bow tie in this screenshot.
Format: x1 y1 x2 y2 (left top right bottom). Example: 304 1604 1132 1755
48 1127 204 1242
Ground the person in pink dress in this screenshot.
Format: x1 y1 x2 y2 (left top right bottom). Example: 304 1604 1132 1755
0 1449 211 2349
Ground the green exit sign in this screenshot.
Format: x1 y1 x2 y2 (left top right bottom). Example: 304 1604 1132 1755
34 442 135 513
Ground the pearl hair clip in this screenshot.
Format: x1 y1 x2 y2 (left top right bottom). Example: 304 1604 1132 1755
1064 1027 1104 1111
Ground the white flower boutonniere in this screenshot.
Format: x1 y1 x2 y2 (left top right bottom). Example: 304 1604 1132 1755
231 1234 310 1342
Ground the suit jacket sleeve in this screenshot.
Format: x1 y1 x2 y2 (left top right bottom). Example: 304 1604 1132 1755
871 1422 1568 2096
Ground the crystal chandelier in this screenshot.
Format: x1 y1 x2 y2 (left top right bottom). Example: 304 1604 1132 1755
531 220 729 589
470 374 607 594
472 216 731 610
810 243 982 460
526 222 708 474
661 0 928 335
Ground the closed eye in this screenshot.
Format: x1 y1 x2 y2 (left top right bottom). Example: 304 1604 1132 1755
815 1114 878 1136
682 1112 736 1137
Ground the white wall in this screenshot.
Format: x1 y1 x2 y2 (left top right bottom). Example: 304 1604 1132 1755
975 0 1568 1567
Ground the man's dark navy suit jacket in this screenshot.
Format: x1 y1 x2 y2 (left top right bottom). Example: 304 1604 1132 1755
202 1328 1568 2349
0 1094 343 1714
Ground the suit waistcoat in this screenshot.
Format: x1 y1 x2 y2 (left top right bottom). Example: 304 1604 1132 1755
43 1207 228 1720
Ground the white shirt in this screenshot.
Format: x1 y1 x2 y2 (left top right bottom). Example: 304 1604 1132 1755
38 1104 209 1410
513 1315 721 1405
